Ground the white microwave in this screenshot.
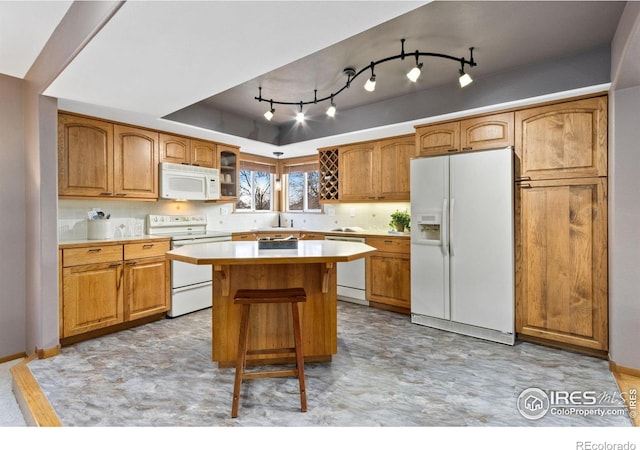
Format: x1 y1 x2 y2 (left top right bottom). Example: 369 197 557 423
160 162 220 201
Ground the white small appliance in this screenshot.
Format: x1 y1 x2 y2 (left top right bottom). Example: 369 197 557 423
147 214 231 317
160 162 220 201
410 147 515 345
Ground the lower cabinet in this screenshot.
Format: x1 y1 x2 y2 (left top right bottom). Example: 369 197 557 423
60 239 170 340
365 237 411 314
515 177 608 353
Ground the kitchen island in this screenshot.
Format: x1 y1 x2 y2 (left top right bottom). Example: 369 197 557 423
166 239 376 367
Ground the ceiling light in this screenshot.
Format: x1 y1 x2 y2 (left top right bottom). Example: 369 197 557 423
326 95 336 117
407 51 423 82
273 151 283 191
255 41 477 120
296 102 305 122
364 63 376 92
459 69 473 88
264 108 274 121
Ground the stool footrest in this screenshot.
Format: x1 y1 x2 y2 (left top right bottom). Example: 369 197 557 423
247 347 296 356
243 369 299 380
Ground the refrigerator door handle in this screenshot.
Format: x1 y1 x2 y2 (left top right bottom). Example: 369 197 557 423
449 198 455 256
441 198 449 256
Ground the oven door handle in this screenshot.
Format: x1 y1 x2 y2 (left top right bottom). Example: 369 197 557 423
173 238 231 247
172 281 213 293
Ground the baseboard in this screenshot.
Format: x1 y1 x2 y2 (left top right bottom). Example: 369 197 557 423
10 356 62 427
36 345 61 360
0 352 27 364
609 360 640 377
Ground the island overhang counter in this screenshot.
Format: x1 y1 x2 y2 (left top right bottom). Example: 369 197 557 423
166 239 376 367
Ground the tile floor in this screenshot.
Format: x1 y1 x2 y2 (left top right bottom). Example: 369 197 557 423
27 302 632 427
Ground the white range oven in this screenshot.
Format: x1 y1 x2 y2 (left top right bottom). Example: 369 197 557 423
147 214 231 317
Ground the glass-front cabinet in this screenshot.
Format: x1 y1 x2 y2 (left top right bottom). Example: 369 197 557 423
218 145 239 200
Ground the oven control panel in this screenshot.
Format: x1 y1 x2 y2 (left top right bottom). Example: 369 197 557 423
147 214 207 228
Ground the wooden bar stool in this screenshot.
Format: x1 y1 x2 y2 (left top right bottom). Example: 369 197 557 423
231 287 307 418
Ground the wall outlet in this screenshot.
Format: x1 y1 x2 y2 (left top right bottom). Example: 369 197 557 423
220 207 229 215
349 208 356 217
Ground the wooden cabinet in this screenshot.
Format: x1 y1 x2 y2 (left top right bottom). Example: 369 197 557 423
339 142 377 201
338 134 415 202
61 244 124 337
191 139 217 168
114 125 159 199
415 112 514 156
219 145 240 199
60 239 170 341
300 232 325 240
515 177 608 351
58 113 159 200
232 232 254 241
123 242 170 321
365 237 411 314
159 133 190 165
159 133 217 168
58 114 114 197
318 148 339 202
515 96 607 181
515 94 608 355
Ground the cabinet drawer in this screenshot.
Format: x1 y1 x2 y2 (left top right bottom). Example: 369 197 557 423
63 245 123 267
366 237 410 254
124 241 170 260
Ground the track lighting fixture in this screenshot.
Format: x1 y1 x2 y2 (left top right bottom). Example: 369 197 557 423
406 51 423 82
256 40 476 121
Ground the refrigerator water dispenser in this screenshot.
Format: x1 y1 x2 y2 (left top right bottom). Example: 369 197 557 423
414 212 441 243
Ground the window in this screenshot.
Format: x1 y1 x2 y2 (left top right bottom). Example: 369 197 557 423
284 158 320 212
236 159 276 211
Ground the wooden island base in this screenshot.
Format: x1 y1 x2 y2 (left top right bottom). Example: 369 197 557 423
211 262 338 367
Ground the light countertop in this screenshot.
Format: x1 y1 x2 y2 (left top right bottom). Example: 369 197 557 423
166 240 376 265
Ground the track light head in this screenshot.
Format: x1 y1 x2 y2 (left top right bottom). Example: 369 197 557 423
264 109 274 121
326 95 336 117
459 68 473 87
407 63 423 82
296 102 305 122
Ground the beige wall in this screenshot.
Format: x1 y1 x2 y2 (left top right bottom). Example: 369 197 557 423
0 74 26 357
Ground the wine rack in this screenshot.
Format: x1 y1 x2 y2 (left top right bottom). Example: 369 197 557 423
319 148 339 202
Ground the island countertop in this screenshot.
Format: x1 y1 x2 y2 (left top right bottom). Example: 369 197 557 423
166 239 376 266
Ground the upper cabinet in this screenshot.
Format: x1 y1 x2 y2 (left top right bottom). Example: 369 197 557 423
218 145 240 200
58 112 240 201
59 114 159 200
415 111 514 156
318 148 340 202
515 96 607 181
191 139 217 168
338 134 415 202
159 133 190 165
159 133 217 168
58 114 114 197
114 125 159 199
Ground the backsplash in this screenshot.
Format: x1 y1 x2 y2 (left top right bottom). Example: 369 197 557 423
58 199 410 241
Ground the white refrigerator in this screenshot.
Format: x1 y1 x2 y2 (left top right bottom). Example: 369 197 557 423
410 147 515 345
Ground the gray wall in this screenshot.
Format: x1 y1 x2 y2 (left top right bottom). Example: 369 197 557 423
0 74 26 358
608 1 640 370
609 87 640 369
